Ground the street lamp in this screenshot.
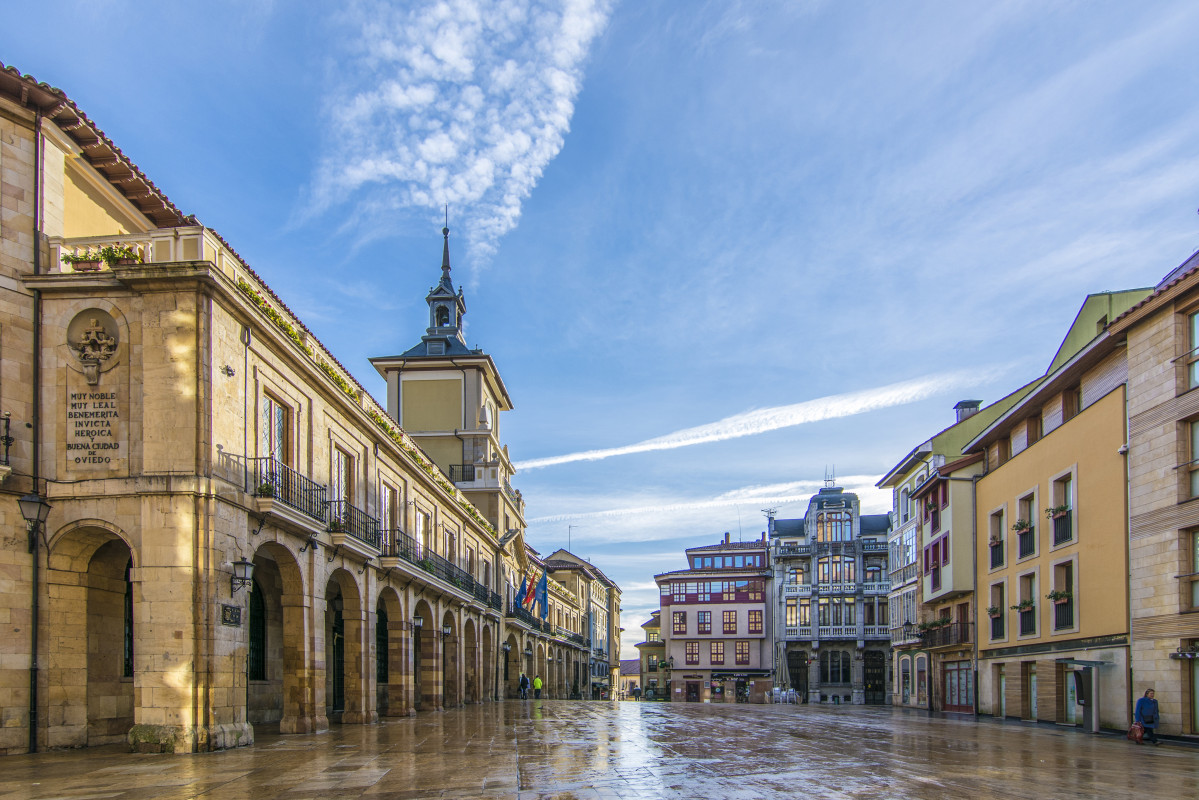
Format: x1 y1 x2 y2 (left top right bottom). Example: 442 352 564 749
501 642 512 653
18 491 52 551
230 557 255 594
442 624 452 638
903 620 916 641
413 614 424 630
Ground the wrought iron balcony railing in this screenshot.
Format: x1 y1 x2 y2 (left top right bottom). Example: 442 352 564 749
1018 528 1036 558
990 615 1005 640
450 464 476 482
922 621 972 648
1052 511 1073 545
248 457 327 521
1019 608 1036 636
489 590 503 610
990 541 1004 569
380 528 421 561
1054 599 1074 630
326 500 381 548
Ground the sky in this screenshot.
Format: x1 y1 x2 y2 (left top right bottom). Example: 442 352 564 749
6 1 1199 657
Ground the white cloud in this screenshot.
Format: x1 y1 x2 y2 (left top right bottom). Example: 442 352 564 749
515 368 1009 470
306 0 614 266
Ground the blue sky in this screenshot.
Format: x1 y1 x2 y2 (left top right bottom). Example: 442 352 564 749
6 1 1199 654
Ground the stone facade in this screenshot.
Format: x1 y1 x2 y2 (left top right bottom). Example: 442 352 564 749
0 65 608 755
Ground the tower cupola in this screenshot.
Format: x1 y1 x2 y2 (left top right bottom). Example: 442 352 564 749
421 226 468 356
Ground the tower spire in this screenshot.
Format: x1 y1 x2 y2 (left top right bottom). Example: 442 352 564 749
440 209 452 290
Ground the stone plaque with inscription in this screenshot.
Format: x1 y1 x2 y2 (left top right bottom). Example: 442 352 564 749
66 389 124 468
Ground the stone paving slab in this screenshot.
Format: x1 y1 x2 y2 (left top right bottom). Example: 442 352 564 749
1 701 1194 799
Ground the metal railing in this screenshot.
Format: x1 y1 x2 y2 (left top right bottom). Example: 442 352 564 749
508 602 538 627
248 457 327 521
489 591 503 610
990 615 1005 640
380 528 421 561
1019 608 1036 635
1052 512 1073 545
450 464 476 482
990 541 1004 569
1054 600 1074 629
326 500 381 548
472 582 491 604
922 621 972 648
1018 527 1036 558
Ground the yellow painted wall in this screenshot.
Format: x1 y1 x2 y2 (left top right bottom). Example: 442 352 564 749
976 386 1128 650
418 438 461 474
62 161 146 237
402 378 462 431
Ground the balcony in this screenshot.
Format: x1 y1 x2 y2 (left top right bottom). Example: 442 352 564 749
783 583 812 597
989 541 1004 569
1019 608 1036 636
821 582 857 594
862 582 889 595
1054 599 1074 630
864 624 890 638
647 662 658 673
777 544 813 557
922 622 972 648
326 499 380 557
449 464 477 482
818 625 857 639
247 457 328 527
861 540 887 553
1018 527 1036 558
508 602 539 627
989 614 1005 640
891 626 921 646
888 562 917 585
379 528 421 562
380 528 478 595
489 591 503 611
1052 511 1073 545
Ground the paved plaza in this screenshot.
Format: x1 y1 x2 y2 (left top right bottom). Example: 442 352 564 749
1 702 1193 800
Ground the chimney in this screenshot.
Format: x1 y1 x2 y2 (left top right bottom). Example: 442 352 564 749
724 532 730 544
954 400 982 423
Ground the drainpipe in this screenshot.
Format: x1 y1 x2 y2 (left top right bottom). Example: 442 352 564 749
28 109 44 754
972 472 981 719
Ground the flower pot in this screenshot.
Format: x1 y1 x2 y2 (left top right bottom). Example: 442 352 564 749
115 257 139 265
1051 512 1068 520
71 260 104 272
1053 597 1069 605
988 611 1001 618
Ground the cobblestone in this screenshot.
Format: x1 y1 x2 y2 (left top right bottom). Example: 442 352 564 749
1 702 1194 799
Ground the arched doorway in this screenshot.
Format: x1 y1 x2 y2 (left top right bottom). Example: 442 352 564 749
246 542 310 731
324 569 365 723
45 527 136 747
463 619 478 704
481 624 493 702
504 633 520 698
442 611 459 708
375 587 406 716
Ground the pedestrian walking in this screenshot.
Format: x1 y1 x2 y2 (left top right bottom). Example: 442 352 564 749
519 672 529 699
533 674 543 699
633 686 641 701
1134 688 1160 745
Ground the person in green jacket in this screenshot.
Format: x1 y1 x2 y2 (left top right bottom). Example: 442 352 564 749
533 675 543 699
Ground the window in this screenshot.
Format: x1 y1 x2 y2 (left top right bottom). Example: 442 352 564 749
710 641 725 665
260 394 289 464
723 610 737 635
416 510 432 556
1051 474 1074 545
799 600 810 626
379 483 398 530
445 530 457 566
673 611 687 635
1188 311 1199 390
685 641 699 665
1019 573 1037 636
748 580 763 601
749 610 763 634
332 447 354 505
1063 384 1082 421
901 488 910 523
820 649 850 683
248 579 266 680
1052 561 1075 631
989 510 1005 568
1190 531 1199 610
989 583 1006 640
816 511 851 542
648 631 660 642
735 640 750 665
817 556 856 584
818 598 829 626
1017 493 1036 558
1027 415 1042 446
697 611 711 634
785 599 797 627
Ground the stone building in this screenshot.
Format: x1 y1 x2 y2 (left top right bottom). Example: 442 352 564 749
1108 252 1199 737
657 533 773 703
634 611 665 699
544 550 622 699
0 64 603 755
770 486 890 705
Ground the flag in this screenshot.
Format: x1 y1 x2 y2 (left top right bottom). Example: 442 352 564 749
524 572 536 607
536 570 549 620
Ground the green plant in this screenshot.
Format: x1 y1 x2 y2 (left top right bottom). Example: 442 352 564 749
236 279 314 356
986 605 1001 617
1046 589 1073 602
61 249 104 264
1010 599 1035 611
255 483 275 497
1045 504 1070 519
1011 518 1031 533
100 243 141 264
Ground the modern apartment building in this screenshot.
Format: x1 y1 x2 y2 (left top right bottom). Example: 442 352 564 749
770 486 891 704
1108 251 1199 737
968 290 1149 732
656 534 773 703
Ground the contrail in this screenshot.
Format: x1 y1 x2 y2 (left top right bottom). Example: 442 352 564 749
526 476 886 526
514 367 1006 471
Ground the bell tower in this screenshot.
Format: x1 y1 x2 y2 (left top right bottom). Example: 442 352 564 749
421 226 468 357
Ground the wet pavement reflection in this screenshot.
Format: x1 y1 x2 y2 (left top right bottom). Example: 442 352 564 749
1 701 1193 799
